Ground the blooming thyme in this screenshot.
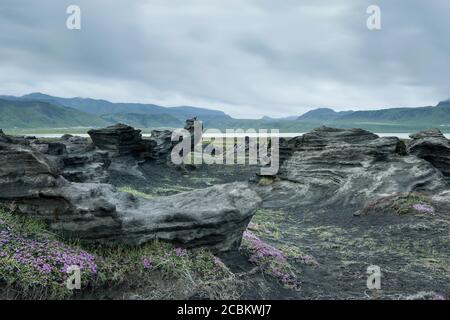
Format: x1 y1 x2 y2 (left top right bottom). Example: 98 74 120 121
0 215 97 297
174 247 188 257
142 257 152 269
241 231 300 290
242 231 286 263
411 203 434 214
294 252 319 267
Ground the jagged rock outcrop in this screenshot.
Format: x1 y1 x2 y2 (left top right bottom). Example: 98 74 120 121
88 124 150 157
148 130 174 161
257 127 447 212
407 128 450 177
184 117 203 150
87 119 202 164
31 141 67 156
0 133 259 251
147 118 203 163
28 134 110 183
118 182 260 249
60 135 111 183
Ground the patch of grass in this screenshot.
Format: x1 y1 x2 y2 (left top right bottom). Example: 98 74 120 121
189 177 219 184
278 245 319 267
0 205 56 240
249 209 293 241
361 192 433 215
258 176 276 186
90 242 242 300
118 186 154 200
152 185 194 196
248 221 281 240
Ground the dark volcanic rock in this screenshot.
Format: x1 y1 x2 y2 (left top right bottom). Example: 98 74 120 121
278 127 384 165
148 130 173 161
147 118 203 163
184 117 197 133
31 141 67 156
407 128 450 177
256 127 447 213
88 124 149 156
0 133 259 251
118 182 260 250
184 117 203 150
28 134 110 183
301 126 379 146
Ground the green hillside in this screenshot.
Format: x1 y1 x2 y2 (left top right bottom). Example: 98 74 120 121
1 93 450 133
296 103 450 132
16 93 230 121
0 99 109 129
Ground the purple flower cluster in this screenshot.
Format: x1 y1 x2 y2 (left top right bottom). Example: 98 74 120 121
270 266 299 289
411 203 434 214
242 231 299 289
242 231 286 263
294 253 319 267
174 247 188 257
0 220 97 279
142 257 152 269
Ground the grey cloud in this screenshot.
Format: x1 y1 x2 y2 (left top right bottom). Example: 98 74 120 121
0 0 449 118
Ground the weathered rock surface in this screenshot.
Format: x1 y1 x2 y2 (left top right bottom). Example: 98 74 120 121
87 119 202 164
0 133 260 251
184 117 203 150
407 128 450 177
147 117 203 163
257 126 447 212
28 134 110 183
118 182 260 250
88 124 150 157
148 129 174 161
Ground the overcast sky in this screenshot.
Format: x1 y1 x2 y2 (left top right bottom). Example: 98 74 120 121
0 0 449 118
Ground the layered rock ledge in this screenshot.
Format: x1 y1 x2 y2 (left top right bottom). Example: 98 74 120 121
88 123 150 157
407 128 450 177
259 126 448 212
0 131 260 252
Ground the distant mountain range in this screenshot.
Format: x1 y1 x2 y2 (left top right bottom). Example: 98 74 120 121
0 98 110 129
0 93 231 129
297 108 354 122
296 101 450 132
0 93 449 133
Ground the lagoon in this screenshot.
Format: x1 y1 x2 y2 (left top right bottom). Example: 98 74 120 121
15 132 450 139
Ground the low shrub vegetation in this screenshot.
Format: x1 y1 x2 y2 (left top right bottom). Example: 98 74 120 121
0 209 240 300
118 186 154 200
0 209 97 299
240 230 300 290
391 194 434 215
360 192 434 215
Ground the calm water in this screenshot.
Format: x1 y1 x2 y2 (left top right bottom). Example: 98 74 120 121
21 132 450 139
